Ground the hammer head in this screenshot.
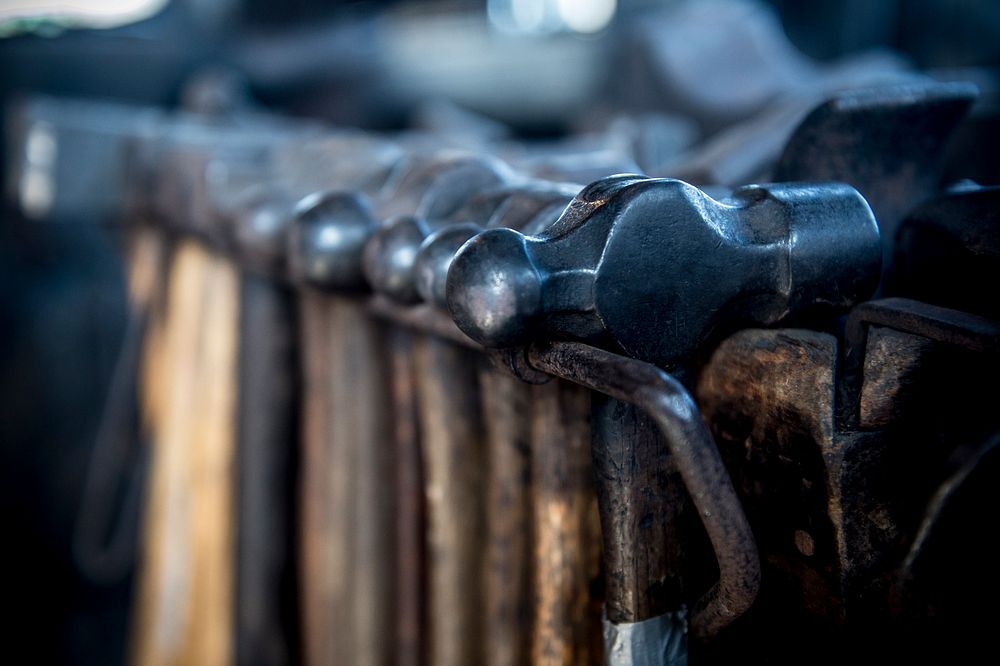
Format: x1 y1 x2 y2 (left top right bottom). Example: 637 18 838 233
413 182 580 308
361 153 511 302
414 223 486 308
447 226 545 348
287 190 376 290
230 188 298 277
448 175 881 367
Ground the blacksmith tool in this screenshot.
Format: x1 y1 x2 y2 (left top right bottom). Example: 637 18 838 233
447 175 882 368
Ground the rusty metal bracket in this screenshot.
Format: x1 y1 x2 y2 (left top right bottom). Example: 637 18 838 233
525 341 760 642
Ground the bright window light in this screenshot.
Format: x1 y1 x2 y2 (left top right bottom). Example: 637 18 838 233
510 0 546 33
556 0 617 34
0 0 167 31
489 0 616 35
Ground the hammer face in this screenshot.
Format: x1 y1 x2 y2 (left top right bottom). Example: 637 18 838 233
415 183 580 309
288 191 377 290
447 227 544 348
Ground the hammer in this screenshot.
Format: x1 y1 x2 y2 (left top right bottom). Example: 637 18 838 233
413 180 581 308
447 175 881 369
361 152 511 302
446 175 882 653
287 151 510 296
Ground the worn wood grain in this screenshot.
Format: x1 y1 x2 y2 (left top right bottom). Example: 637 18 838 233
389 329 426 666
235 275 298 666
413 337 486 666
333 299 395 666
859 326 936 429
695 328 845 621
590 397 689 623
530 379 603 666
480 367 533 666
299 294 396 666
132 239 239 666
298 290 338 666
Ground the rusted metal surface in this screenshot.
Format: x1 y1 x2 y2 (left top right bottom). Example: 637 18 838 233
526 341 760 641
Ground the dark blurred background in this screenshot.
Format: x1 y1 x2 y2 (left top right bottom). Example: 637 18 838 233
1 1 998 663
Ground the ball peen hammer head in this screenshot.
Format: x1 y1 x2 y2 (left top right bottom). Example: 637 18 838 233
447 175 880 367
287 190 377 290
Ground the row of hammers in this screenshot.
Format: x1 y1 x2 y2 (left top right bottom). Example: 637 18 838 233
10 74 998 665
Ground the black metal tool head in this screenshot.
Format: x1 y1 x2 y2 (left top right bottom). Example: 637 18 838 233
362 214 434 303
221 135 393 284
230 187 298 277
890 183 1000 318
414 223 487 308
287 190 377 290
774 82 978 284
373 152 512 222
376 185 516 306
413 181 580 308
362 152 511 303
447 175 881 368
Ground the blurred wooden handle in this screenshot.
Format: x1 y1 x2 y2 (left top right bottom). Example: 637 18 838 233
131 239 240 666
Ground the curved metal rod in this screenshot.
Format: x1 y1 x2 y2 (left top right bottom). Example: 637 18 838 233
525 341 760 641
